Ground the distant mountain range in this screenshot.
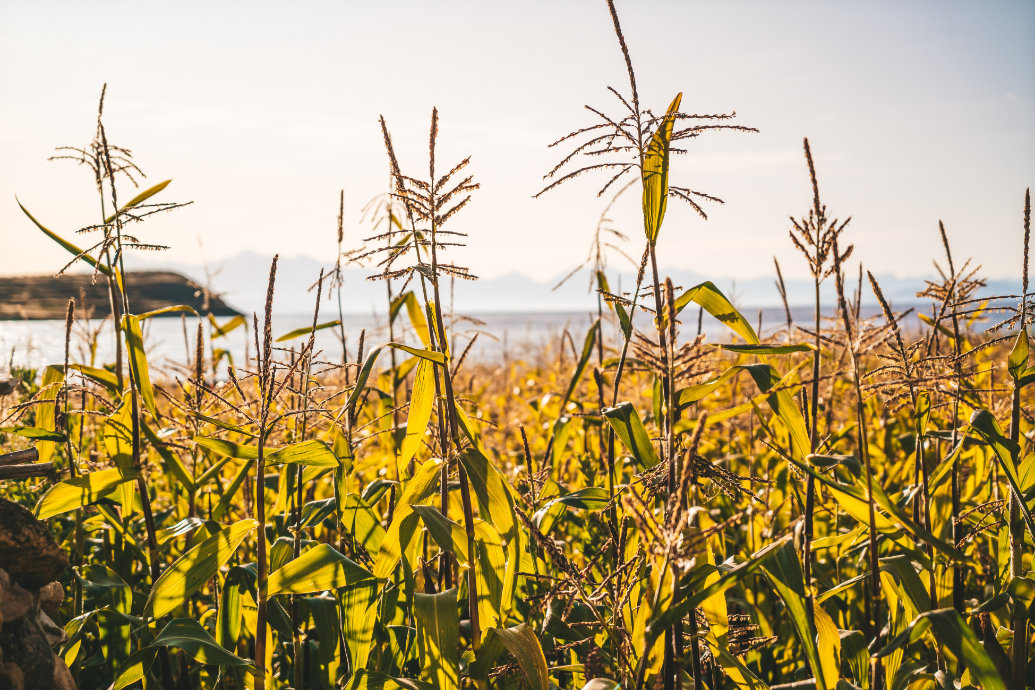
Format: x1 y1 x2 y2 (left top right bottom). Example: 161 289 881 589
138 251 1021 318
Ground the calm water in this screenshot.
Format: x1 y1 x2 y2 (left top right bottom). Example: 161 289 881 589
0 311 612 374
0 305 905 375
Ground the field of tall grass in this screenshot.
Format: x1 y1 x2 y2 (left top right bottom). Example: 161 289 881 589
1 2 1032 689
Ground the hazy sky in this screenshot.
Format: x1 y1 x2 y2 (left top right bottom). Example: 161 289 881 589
1 0 1032 285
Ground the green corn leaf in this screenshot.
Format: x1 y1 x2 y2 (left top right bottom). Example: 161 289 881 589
341 581 380 673
342 670 433 689
217 565 253 651
137 304 199 320
145 519 257 619
876 609 1005 690
473 519 507 635
405 292 432 347
33 365 64 464
411 504 468 562
121 314 158 418
35 467 140 519
918 312 955 339
533 487 611 536
105 179 172 223
413 588 460 690
400 357 436 470
759 540 834 690
915 391 931 437
672 281 759 344
342 494 387 554
646 534 790 646
209 314 246 338
340 343 446 421
192 412 256 437
17 198 110 275
194 436 259 460
141 423 194 494
374 458 443 579
111 648 157 690
0 426 66 442
456 445 522 623
390 291 432 347
790 456 973 565
597 271 631 339
67 363 121 393
266 439 341 467
276 319 342 342
679 363 810 460
1018 365 1035 388
267 543 375 595
642 93 682 245
560 319 600 408
492 623 549 690
152 617 251 667
456 447 520 548
1008 327 1029 381
603 402 660 468
968 409 1035 542
719 343 814 355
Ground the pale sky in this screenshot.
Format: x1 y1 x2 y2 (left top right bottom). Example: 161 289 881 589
1 0 1032 285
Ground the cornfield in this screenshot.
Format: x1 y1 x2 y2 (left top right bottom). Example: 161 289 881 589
1 3 1032 689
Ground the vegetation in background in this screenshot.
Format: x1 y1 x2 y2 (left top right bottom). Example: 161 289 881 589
1 3 1032 689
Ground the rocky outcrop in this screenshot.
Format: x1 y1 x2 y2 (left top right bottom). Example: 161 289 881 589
0 271 240 320
0 500 67 590
0 498 74 690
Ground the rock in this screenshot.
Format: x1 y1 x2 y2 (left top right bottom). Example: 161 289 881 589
33 613 64 650
0 614 54 690
51 660 73 690
0 572 32 626
35 586 61 622
0 659 25 690
0 499 67 590
0 379 17 397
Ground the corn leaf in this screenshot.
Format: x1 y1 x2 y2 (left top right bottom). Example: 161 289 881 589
150 617 251 667
144 519 257 619
121 314 157 418
968 409 1035 541
759 540 833 690
413 588 460 689
137 305 199 320
400 357 435 470
672 281 759 345
342 670 432 690
719 343 813 355
267 543 375 595
276 319 342 343
33 365 64 463
597 271 631 339
374 458 443 579
341 343 446 421
105 179 172 223
1008 327 1029 380
603 402 660 468
492 623 549 690
17 198 110 275
641 93 682 245
876 609 1005 690
34 467 140 519
341 581 380 673
209 314 246 338
266 439 341 467
194 436 259 460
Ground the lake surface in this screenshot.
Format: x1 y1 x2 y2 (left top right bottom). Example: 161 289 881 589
0 304 912 375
